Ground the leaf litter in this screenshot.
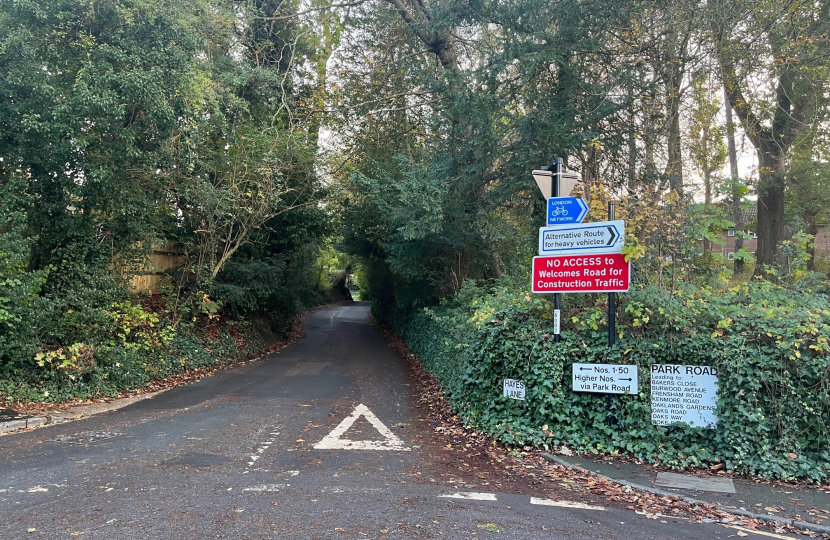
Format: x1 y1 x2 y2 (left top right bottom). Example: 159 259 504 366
383 325 828 538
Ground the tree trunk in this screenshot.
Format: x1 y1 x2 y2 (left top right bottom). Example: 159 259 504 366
724 85 744 273
805 209 818 272
666 95 684 195
628 87 637 190
703 164 711 258
664 26 687 196
755 147 786 269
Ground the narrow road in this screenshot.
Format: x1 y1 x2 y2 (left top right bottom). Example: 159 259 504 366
0 304 782 539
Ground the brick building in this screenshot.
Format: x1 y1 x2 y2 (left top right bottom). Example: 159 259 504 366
718 223 829 261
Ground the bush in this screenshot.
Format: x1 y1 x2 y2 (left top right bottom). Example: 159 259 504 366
0 206 50 376
385 276 830 482
0 299 262 404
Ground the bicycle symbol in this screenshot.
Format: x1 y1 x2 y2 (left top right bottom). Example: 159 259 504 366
549 206 569 217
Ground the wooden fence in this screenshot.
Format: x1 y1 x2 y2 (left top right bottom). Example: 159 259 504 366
127 243 185 295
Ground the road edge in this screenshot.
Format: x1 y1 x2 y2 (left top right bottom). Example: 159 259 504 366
540 453 830 535
0 389 169 436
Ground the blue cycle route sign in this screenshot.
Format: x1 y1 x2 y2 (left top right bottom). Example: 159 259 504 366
547 197 589 225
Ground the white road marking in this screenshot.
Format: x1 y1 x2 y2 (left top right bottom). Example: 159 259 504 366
313 404 410 451
725 526 798 540
26 486 48 493
321 486 384 494
246 431 280 470
530 497 605 511
242 484 287 492
439 492 498 501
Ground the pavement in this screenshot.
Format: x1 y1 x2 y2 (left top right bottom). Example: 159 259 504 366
0 391 169 435
0 303 825 539
545 453 830 533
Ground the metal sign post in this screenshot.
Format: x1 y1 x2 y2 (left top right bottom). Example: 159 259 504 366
553 158 562 343
608 200 616 347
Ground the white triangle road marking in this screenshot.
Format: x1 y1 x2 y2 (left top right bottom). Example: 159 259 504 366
313 404 410 451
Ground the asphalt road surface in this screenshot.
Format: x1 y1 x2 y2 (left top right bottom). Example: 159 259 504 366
0 304 791 539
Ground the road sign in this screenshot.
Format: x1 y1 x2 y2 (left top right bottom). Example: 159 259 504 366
532 170 581 199
503 379 526 401
538 220 624 256
547 197 589 225
651 365 718 427
532 253 630 293
572 363 638 394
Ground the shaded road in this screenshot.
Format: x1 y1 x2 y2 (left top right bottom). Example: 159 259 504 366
0 304 790 539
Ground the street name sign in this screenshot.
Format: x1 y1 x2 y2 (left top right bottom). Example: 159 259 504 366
651 364 718 427
546 197 589 225
538 220 624 256
531 253 630 293
503 379 526 401
572 363 638 394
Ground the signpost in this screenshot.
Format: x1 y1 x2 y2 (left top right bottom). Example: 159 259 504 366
525 161 721 440
546 197 589 225
650 365 718 427
531 159 629 349
538 220 624 256
531 253 631 293
572 363 638 394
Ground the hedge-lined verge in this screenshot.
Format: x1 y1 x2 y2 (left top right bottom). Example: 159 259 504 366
0 301 262 403
380 278 830 482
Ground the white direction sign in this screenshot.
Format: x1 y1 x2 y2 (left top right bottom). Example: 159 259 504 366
313 404 410 451
539 220 624 256
503 379 526 400
572 363 637 394
651 365 718 427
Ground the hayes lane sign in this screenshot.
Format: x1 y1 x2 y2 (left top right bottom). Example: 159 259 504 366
538 220 624 256
531 253 631 293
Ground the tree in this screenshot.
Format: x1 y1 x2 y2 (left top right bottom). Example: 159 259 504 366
687 73 727 258
710 0 830 269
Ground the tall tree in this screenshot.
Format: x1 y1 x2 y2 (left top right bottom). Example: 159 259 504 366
688 73 727 257
710 0 830 269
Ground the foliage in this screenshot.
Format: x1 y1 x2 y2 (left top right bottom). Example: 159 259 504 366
386 274 830 482
1 299 261 403
0 0 337 399
0 188 50 372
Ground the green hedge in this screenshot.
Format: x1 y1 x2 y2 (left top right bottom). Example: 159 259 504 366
0 315 261 403
383 279 830 482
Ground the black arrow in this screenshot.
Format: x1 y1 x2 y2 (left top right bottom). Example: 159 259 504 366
606 226 617 246
579 367 593 371
618 378 632 381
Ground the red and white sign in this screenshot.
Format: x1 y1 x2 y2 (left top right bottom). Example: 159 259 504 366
532 253 630 293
